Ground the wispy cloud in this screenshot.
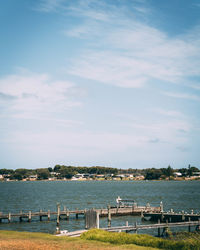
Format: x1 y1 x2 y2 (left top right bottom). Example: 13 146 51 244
123 118 191 146
155 108 185 118
0 69 82 121
163 91 200 101
62 2 200 89
35 0 65 12
36 0 200 89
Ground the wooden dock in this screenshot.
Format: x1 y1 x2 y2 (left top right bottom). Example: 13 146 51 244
143 210 200 222
0 204 161 223
0 209 85 223
57 220 200 237
103 220 200 234
1 202 199 226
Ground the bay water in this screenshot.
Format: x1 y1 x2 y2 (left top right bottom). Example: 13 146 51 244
0 180 199 234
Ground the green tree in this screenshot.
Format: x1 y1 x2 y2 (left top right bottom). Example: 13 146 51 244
37 169 50 180
188 165 199 176
0 169 14 175
165 165 174 177
145 168 162 180
12 173 23 180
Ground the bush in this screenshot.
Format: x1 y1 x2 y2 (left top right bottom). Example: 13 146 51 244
81 229 200 249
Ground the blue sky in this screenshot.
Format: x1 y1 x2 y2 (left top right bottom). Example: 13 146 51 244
0 0 200 169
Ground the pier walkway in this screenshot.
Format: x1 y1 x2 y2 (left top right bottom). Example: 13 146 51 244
143 210 200 222
0 204 160 223
58 220 200 237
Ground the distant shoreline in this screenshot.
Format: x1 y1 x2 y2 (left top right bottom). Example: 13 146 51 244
1 178 200 182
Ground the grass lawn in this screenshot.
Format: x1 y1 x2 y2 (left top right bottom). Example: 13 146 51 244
0 230 157 250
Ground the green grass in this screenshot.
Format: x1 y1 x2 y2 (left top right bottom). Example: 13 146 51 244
81 229 200 249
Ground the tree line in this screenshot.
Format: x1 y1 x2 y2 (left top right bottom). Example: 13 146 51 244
0 164 199 180
0 165 118 180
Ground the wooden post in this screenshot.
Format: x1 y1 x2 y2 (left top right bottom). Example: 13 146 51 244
141 210 144 221
48 210 50 221
161 212 164 222
182 211 185 221
108 205 111 227
160 201 163 213
197 218 200 231
66 211 69 220
158 219 161 237
135 221 138 234
28 211 31 222
8 213 11 223
125 221 129 233
57 203 60 226
165 219 169 237
20 211 22 222
188 217 191 232
96 211 99 229
39 209 42 221
56 226 60 234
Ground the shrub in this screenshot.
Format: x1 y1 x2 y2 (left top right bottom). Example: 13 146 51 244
81 229 200 249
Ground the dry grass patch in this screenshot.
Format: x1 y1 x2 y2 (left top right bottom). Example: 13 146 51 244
0 230 156 250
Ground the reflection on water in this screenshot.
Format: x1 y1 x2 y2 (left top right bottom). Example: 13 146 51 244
0 180 199 234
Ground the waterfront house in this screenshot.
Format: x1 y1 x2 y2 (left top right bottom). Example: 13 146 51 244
28 175 38 181
173 172 182 177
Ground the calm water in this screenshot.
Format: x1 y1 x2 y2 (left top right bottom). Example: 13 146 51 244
0 180 199 234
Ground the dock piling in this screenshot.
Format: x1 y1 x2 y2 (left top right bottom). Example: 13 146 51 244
182 211 185 221
107 205 111 227
57 203 60 226
135 221 138 234
158 219 161 237
48 210 50 221
160 201 163 213
76 208 79 219
28 211 31 222
8 213 11 223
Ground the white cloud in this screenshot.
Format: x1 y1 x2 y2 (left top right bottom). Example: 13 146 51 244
61 1 200 89
35 0 200 89
0 70 82 120
68 23 200 87
8 130 147 157
163 91 200 101
36 0 65 12
123 118 191 146
155 108 185 118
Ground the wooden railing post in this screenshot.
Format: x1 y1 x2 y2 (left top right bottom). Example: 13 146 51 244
160 201 163 213
28 211 31 222
135 221 138 234
8 213 11 223
57 203 60 226
188 217 191 232
158 219 161 237
48 210 50 221
108 205 111 227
